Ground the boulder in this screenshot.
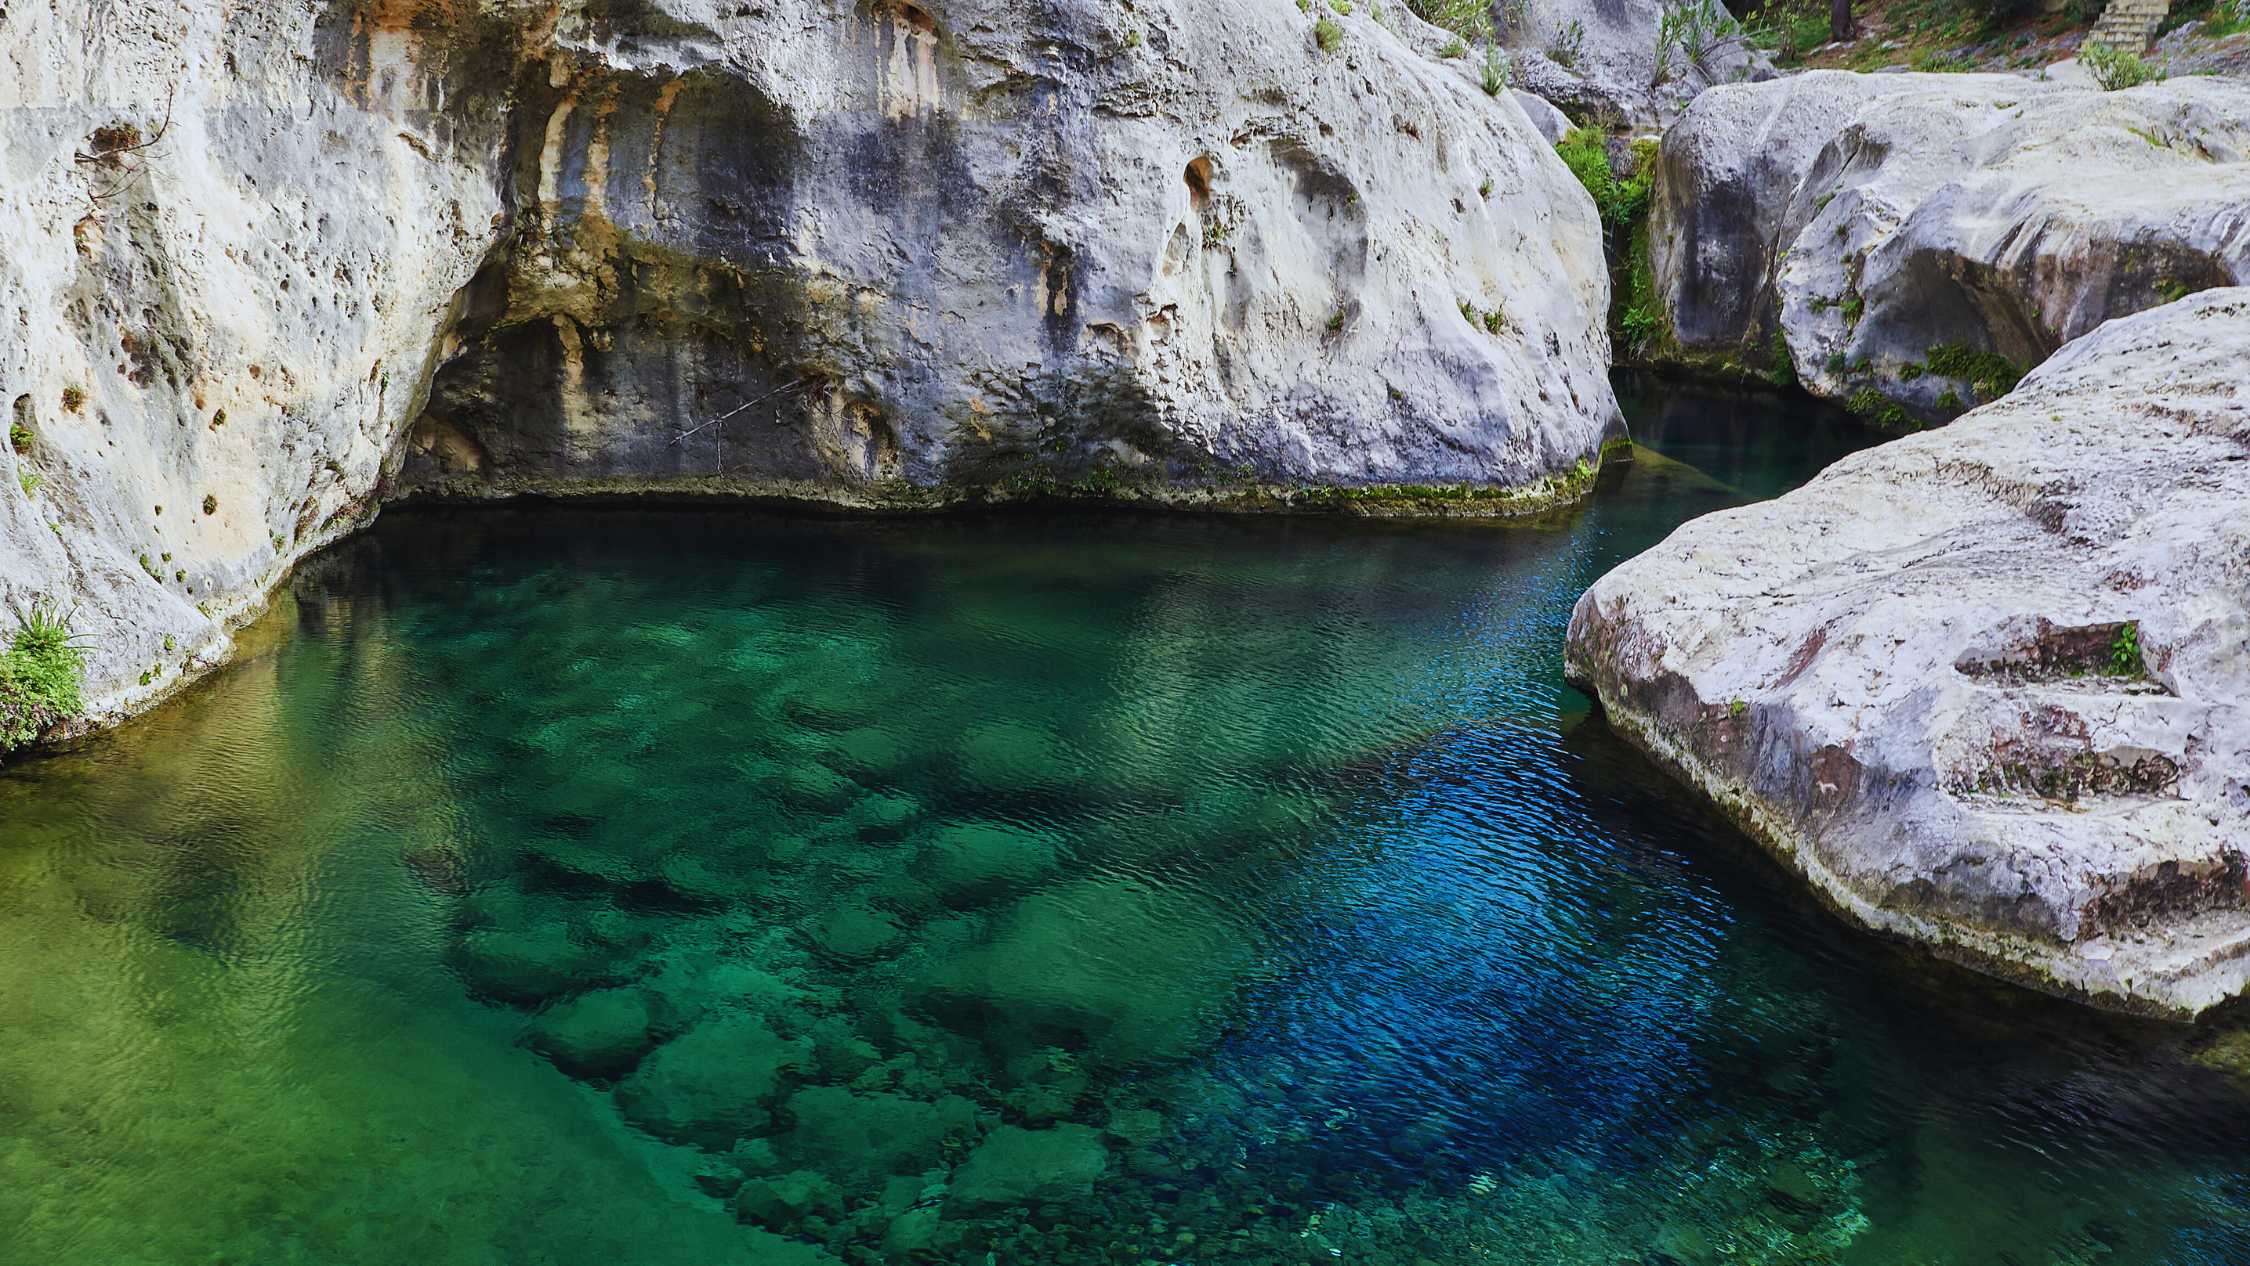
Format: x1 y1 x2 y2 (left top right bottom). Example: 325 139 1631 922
1648 71 2250 426
733 1169 844 1231
454 924 612 1006
1566 290 2250 1019
527 986 662 1079
1501 0 1772 128
614 1013 815 1146
946 1124 1111 1213
914 877 1256 1064
915 820 1062 904
776 1085 978 1187
2 0 1621 752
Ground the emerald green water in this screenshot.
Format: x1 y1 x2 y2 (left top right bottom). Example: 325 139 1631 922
5 383 2249 1265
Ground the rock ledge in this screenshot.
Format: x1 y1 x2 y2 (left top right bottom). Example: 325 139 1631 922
1567 289 2250 1019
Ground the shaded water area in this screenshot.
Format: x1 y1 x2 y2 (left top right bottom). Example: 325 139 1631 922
6 383 2250 1266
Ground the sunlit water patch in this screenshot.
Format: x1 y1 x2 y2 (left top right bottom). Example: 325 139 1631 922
5 386 2249 1265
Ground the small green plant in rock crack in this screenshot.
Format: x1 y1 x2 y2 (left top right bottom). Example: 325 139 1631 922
2106 623 2142 676
0 601 90 755
1315 15 1344 50
1481 44 1511 94
1459 299 1510 335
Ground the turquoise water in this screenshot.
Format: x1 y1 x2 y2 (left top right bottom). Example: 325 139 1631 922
4 384 2249 1265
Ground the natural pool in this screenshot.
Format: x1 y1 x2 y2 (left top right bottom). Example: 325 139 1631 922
4 384 2248 1266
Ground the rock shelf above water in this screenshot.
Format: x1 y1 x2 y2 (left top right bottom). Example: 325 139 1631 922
1568 289 2250 1019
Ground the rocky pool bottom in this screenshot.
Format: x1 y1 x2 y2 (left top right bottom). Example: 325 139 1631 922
4 382 2249 1266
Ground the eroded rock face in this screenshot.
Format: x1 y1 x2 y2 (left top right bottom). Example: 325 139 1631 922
0 1 520 731
401 0 1620 506
0 0 1619 745
1650 71 2250 426
1566 290 2250 1019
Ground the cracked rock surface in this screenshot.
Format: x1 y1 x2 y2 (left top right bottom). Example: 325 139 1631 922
1567 289 2250 1019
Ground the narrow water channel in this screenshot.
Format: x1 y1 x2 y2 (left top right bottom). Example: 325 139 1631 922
3 382 2245 1265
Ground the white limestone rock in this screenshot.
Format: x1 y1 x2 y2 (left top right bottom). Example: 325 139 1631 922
1649 70 2250 425
1567 290 2250 1019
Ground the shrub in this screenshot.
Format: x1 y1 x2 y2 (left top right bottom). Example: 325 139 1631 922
1555 128 1653 232
1481 43 1512 94
1548 18 1586 67
1407 0 1493 38
0 602 88 754
7 423 29 455
1315 15 1344 50
2083 44 2166 90
18 469 39 496
1925 343 2024 399
1655 0 1752 87
60 386 83 413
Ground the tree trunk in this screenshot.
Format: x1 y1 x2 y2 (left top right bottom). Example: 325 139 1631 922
1830 0 1853 41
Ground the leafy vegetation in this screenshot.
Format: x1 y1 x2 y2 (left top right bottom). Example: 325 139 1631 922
1315 15 1345 50
0 602 89 755
2106 622 2142 676
1458 299 1511 336
2082 43 2167 90
1405 0 1492 38
8 422 29 455
1480 43 1511 94
1548 18 1586 66
1846 387 1920 432
1555 130 1669 359
1925 343 2024 399
1555 129 1655 232
1655 0 1754 86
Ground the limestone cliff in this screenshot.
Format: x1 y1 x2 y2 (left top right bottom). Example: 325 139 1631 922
1647 71 2250 427
0 0 1619 744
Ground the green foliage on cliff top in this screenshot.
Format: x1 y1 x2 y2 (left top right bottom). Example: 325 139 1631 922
0 603 89 755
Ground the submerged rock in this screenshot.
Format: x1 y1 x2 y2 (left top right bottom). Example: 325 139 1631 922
1566 290 2250 1019
527 986 662 1080
455 924 613 1006
777 1085 978 1187
614 1013 815 1146
946 1124 1112 1213
1649 72 2250 426
915 821 1064 905
915 877 1257 1065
